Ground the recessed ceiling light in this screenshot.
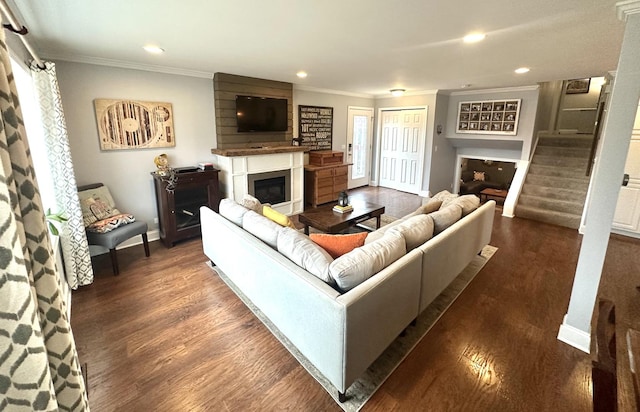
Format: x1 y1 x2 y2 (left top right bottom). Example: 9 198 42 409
296 71 308 78
463 33 486 43
390 89 405 97
461 84 472 88
515 67 530 74
143 45 165 54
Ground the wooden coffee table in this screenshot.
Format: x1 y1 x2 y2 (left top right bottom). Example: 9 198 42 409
479 188 508 203
298 201 385 235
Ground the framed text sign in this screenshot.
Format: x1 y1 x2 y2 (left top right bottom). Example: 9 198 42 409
298 105 333 151
456 99 521 136
94 99 175 150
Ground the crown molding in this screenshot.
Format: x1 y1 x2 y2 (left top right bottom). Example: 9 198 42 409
617 0 640 21
374 89 439 99
293 84 374 99
40 53 214 79
449 85 539 96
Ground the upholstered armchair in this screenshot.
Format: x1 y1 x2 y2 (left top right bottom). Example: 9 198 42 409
77 183 149 275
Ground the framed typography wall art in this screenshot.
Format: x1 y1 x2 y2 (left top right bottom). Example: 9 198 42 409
94 99 175 150
456 99 521 136
298 105 333 151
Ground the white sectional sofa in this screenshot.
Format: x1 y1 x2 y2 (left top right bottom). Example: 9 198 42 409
200 196 495 401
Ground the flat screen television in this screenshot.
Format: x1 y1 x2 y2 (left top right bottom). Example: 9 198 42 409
236 95 288 132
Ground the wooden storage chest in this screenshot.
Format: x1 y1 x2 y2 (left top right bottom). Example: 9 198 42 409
304 163 348 207
309 150 344 166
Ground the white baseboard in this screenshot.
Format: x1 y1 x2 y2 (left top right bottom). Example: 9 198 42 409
557 314 591 354
89 229 161 256
418 190 430 198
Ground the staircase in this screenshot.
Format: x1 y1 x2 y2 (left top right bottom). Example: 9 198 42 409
515 133 593 229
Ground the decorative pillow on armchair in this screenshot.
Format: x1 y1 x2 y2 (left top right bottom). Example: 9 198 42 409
87 213 135 233
78 185 120 226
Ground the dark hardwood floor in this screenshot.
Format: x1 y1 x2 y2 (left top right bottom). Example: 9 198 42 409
71 187 640 411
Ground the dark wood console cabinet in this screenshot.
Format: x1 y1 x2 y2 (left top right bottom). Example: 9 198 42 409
152 169 220 247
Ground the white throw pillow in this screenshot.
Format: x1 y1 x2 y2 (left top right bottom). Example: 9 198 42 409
430 203 463 235
241 193 263 214
388 214 434 251
277 227 334 284
219 198 250 226
242 210 282 248
329 232 406 292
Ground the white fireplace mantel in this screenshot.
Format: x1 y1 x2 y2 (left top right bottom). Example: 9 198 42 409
211 147 306 215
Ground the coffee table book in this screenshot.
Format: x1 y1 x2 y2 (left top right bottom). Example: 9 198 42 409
333 204 353 213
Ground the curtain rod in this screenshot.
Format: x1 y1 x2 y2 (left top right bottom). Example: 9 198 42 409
0 0 45 69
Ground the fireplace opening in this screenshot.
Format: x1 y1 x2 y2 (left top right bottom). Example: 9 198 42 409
248 169 291 205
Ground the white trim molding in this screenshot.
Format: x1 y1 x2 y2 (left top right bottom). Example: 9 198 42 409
449 85 539 96
293 84 374 99
617 0 640 21
41 53 215 79
557 315 591 353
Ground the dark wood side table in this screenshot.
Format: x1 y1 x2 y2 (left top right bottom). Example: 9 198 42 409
152 168 220 247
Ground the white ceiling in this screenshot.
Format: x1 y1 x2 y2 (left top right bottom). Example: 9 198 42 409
8 0 626 96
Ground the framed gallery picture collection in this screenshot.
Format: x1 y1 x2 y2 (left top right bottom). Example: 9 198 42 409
456 99 521 136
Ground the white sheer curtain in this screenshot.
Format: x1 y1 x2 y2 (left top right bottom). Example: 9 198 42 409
30 61 93 288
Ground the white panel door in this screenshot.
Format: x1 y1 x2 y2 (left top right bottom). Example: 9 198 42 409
379 108 426 194
347 107 374 189
613 102 640 234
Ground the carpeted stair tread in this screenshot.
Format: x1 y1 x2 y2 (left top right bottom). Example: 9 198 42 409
528 164 589 180
518 194 585 215
537 135 594 148
531 154 590 168
535 146 591 158
521 184 587 202
515 204 582 230
525 174 590 191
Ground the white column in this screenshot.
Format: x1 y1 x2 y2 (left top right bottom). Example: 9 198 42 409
558 1 640 352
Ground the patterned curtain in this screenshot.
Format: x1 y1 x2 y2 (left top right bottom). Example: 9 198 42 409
0 23 89 411
31 62 93 289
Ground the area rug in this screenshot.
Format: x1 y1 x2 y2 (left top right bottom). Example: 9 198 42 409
208 244 497 411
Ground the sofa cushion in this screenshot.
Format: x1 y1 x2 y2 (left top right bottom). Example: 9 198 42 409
387 214 434 252
263 205 296 229
219 198 250 226
277 227 334 284
473 171 486 181
363 216 405 244
309 232 368 259
329 232 406 292
431 190 459 208
452 194 480 217
242 210 282 248
430 203 463 235
415 199 443 215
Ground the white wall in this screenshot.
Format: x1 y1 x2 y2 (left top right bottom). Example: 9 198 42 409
446 86 540 161
55 61 216 231
293 87 374 154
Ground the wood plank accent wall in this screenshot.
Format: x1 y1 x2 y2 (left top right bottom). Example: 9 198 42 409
213 73 293 148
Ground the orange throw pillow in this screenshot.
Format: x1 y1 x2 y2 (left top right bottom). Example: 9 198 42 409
309 232 368 259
